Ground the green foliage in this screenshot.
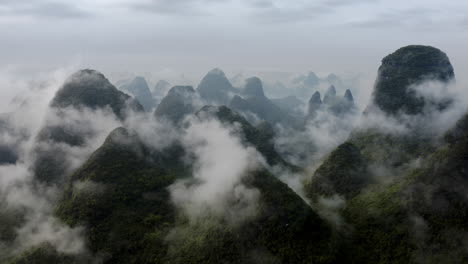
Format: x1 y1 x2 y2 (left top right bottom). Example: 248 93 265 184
7 243 82 264
33 69 144 184
163 169 335 264
54 126 334 264
349 128 436 167
0 207 23 250
242 170 335 264
55 128 186 263
305 142 369 200
337 114 468 263
51 69 144 119
340 180 415 264
32 146 72 184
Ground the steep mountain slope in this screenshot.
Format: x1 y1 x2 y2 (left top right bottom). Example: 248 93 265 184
197 68 237 105
306 45 455 201
154 86 198 124
196 105 291 168
372 45 455 115
55 127 185 263
34 69 142 184
340 113 468 263
120 76 156 111
152 80 171 98
0 113 20 164
304 45 465 264
307 91 322 116
304 142 369 201
4 44 465 264
51 69 144 119
54 123 334 264
7 243 90 264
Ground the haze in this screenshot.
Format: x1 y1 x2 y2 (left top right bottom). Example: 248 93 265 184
1 0 467 78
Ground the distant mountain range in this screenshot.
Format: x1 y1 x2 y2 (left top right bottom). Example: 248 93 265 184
2 45 467 264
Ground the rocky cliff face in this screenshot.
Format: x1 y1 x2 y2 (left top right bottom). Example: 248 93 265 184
372 45 455 115
304 45 466 263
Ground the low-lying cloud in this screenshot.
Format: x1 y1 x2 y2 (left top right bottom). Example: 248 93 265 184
169 117 263 225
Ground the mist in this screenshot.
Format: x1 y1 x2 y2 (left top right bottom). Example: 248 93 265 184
1 1 467 263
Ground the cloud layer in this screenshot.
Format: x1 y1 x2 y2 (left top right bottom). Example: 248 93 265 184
0 0 467 76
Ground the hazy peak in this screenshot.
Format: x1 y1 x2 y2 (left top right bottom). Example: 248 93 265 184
243 77 265 98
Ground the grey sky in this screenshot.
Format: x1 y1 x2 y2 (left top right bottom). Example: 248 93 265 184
0 0 467 79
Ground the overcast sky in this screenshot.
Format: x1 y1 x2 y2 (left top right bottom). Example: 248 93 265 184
0 0 467 79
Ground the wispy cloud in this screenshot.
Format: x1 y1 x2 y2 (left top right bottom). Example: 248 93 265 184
347 8 438 29
129 0 230 16
0 1 90 19
246 0 375 24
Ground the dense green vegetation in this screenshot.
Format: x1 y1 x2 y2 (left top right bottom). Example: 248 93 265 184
304 142 368 201
338 116 468 263
33 69 144 184
51 69 144 119
165 169 335 264
301 45 466 263
304 115 468 263
4 45 467 264
51 125 334 264
8 243 84 264
55 127 186 263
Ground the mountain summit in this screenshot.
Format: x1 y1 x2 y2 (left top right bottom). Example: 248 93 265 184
243 77 265 98
308 91 322 116
197 68 235 105
372 45 455 115
154 86 198 123
323 85 337 105
51 69 144 119
120 76 155 111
